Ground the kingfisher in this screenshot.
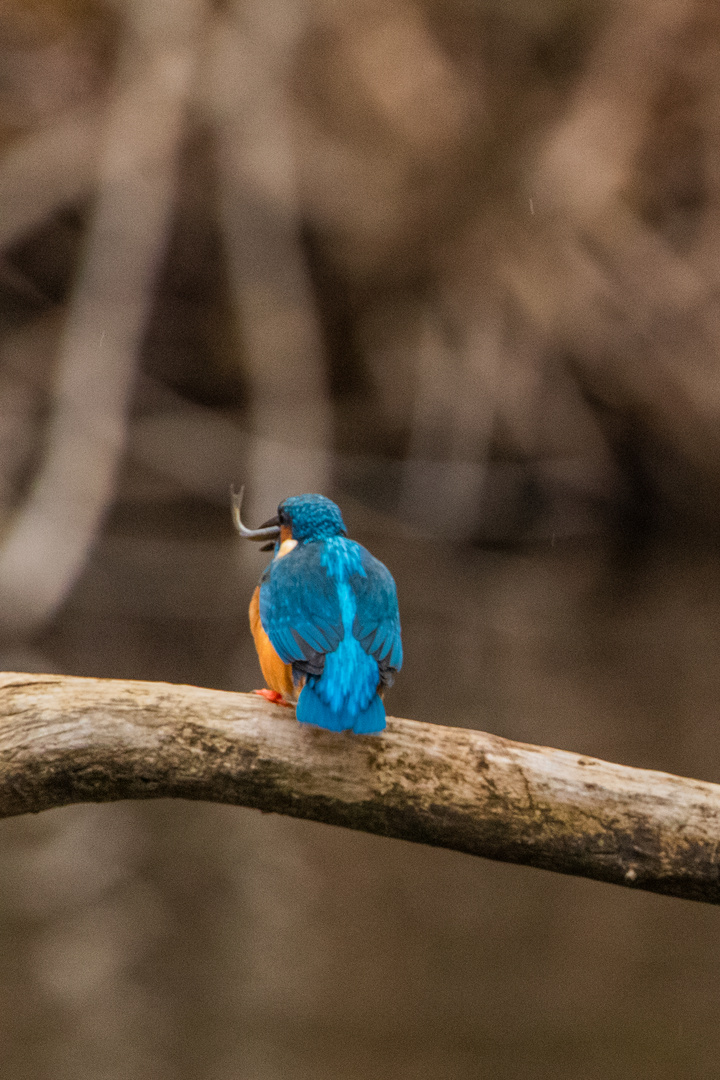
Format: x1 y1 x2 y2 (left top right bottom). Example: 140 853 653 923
232 488 402 733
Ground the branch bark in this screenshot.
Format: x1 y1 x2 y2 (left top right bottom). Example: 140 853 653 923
0 672 718 904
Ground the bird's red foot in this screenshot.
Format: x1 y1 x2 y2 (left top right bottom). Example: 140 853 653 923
253 689 292 707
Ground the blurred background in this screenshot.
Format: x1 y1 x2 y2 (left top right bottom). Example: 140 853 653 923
1 0 720 1075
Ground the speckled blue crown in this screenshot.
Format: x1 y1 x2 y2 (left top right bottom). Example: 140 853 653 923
280 494 347 541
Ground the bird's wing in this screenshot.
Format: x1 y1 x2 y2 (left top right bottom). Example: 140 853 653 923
350 546 403 673
259 543 343 665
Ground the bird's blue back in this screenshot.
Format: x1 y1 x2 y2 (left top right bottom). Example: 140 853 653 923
258 519 402 733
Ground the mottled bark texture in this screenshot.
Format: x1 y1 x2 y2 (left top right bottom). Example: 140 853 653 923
0 672 718 903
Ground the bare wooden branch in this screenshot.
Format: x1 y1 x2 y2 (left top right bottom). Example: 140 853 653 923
0 672 718 904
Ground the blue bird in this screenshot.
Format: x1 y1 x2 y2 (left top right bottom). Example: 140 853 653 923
232 488 402 733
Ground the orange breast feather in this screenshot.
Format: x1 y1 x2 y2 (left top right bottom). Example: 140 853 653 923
249 586 296 699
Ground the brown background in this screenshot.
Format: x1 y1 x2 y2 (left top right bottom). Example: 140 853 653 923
1 0 720 1076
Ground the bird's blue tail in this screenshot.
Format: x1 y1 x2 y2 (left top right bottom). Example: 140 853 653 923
296 681 386 733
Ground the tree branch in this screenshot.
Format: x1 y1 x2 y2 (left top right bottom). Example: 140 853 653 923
0 672 718 904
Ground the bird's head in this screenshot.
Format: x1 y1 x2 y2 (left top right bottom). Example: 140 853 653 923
277 494 347 542
232 488 347 548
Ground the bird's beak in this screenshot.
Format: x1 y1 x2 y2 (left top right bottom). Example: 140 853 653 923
230 485 281 542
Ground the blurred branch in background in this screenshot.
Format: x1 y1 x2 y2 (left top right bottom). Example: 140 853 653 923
0 104 100 252
0 0 205 635
520 0 720 519
1 671 720 905
2 0 720 618
208 0 330 519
